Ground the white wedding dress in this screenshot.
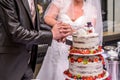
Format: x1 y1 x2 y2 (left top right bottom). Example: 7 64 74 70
36 0 97 80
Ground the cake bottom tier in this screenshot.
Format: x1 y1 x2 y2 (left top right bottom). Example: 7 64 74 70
69 61 103 77
64 69 108 80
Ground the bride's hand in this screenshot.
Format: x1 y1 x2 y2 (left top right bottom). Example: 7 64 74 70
57 37 66 43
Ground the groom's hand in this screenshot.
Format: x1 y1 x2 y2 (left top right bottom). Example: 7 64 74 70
59 22 73 37
51 22 65 40
51 22 73 41
57 22 73 42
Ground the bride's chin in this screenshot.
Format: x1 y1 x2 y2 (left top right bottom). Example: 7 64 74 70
74 0 84 3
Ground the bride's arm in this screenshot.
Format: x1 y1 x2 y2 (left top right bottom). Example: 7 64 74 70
44 3 60 27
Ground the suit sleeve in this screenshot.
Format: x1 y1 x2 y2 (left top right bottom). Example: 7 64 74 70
0 0 53 45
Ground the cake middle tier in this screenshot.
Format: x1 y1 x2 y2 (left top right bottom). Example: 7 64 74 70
69 55 104 77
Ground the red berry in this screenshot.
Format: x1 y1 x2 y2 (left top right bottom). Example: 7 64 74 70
89 76 94 80
77 58 83 63
98 74 102 78
65 78 69 80
94 58 99 62
105 76 111 80
88 30 93 33
73 76 77 79
93 50 97 54
68 73 72 77
88 59 92 62
98 46 102 49
85 49 90 54
70 58 74 63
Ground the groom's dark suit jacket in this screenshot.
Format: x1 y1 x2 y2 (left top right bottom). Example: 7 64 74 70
0 0 52 80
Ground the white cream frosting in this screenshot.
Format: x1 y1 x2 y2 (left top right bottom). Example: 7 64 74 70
69 61 103 76
69 56 103 77
72 26 99 49
73 26 98 38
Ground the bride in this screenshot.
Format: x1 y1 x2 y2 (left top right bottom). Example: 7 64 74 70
36 0 101 80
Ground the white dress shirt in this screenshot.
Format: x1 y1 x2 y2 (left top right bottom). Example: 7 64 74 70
28 0 36 24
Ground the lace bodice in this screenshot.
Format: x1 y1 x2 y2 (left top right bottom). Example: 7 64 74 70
58 13 87 30
53 0 97 29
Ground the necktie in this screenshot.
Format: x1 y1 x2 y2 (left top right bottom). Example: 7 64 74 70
28 0 36 24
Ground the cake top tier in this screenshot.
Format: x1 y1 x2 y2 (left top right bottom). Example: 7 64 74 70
73 22 98 37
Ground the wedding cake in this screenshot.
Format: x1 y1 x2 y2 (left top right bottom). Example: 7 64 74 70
64 22 107 80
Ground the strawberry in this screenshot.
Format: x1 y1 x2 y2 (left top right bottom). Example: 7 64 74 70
98 46 102 52
68 73 72 78
75 49 79 53
70 50 73 53
73 76 77 79
81 50 86 54
70 49 76 53
88 59 92 62
98 46 102 49
79 49 83 54
89 76 94 80
101 73 104 77
103 71 106 75
77 50 81 53
84 49 90 54
82 76 87 80
86 77 90 80
64 71 68 75
105 76 111 80
94 58 99 62
77 58 83 63
102 61 105 65
98 74 102 78
93 50 97 54
70 58 75 63
88 30 93 33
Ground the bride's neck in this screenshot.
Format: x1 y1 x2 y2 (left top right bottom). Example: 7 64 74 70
73 0 84 7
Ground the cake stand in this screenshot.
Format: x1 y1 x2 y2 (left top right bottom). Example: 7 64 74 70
69 49 104 56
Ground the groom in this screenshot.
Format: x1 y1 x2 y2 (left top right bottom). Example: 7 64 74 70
0 0 72 80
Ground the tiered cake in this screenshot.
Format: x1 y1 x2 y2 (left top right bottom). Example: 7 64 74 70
64 22 107 80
